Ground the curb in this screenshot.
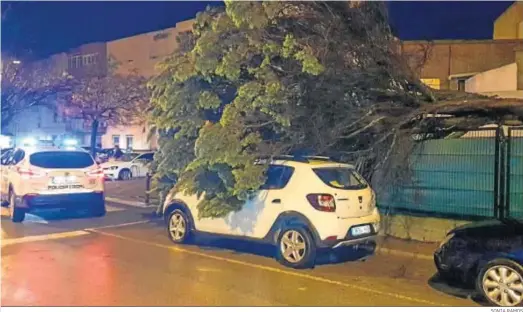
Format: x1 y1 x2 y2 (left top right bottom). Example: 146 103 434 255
376 247 433 261
105 196 155 209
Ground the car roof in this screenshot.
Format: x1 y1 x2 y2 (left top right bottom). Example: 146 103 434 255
18 146 91 155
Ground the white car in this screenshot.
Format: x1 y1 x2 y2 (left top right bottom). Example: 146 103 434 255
163 156 381 269
0 146 105 222
101 152 154 180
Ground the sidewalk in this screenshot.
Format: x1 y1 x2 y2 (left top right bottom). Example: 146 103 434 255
104 178 159 208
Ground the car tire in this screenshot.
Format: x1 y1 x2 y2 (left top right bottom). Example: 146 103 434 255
276 226 316 269
9 190 25 223
477 258 523 307
118 169 132 181
167 209 192 244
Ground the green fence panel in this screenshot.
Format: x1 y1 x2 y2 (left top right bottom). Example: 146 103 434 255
509 137 523 217
377 137 496 218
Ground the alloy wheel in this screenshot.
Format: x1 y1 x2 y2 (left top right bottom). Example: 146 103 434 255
483 265 523 306
280 230 307 263
169 212 186 241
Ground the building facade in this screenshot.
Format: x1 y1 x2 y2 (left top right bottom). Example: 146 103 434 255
493 1 523 40
101 20 193 150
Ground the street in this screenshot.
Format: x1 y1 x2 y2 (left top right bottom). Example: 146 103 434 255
1 194 476 306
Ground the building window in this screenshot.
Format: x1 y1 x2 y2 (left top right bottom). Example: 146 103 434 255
68 55 82 69
126 135 134 151
112 135 120 147
457 79 466 91
82 53 98 66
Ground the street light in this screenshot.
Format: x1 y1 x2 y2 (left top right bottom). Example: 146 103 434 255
12 60 21 64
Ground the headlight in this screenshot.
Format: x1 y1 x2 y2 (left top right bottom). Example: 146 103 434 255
439 233 455 248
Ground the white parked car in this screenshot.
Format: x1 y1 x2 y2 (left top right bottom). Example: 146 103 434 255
0 146 105 222
163 156 381 269
101 152 154 180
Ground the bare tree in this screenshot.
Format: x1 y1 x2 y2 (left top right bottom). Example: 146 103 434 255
61 72 148 156
1 55 71 131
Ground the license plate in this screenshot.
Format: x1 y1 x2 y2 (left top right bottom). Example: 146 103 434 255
52 176 76 185
351 225 371 236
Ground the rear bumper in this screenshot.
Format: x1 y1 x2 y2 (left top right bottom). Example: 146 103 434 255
332 235 377 249
16 192 104 210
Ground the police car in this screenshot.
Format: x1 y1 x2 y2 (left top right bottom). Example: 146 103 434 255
0 139 105 222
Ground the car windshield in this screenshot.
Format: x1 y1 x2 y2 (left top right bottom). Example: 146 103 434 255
30 151 94 169
313 167 368 190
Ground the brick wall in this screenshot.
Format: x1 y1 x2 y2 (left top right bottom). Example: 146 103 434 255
401 39 523 90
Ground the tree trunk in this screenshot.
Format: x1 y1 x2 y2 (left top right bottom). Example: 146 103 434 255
90 119 99 158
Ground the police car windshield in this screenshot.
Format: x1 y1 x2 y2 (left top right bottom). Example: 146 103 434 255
30 151 94 169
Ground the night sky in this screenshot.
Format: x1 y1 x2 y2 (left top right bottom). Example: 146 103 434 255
0 1 516 60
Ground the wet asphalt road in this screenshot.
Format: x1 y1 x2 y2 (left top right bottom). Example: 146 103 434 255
1 203 477 307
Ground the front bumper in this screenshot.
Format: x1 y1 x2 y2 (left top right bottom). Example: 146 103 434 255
103 170 118 180
433 247 477 288
16 192 104 210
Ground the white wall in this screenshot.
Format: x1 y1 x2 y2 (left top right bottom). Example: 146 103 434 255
465 62 518 93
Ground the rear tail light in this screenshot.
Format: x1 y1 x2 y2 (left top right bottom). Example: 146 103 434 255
307 194 336 212
87 167 104 178
16 166 44 179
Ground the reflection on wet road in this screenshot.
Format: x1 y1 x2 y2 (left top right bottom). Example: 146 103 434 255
1 205 476 306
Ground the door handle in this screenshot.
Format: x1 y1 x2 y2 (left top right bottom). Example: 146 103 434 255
272 199 281 204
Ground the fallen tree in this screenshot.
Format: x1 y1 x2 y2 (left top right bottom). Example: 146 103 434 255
148 1 523 218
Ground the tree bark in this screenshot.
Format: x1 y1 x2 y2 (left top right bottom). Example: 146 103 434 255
90 119 99 158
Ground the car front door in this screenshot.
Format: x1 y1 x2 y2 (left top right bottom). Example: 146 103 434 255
131 153 154 177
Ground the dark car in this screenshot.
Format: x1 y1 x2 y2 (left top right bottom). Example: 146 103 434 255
434 219 523 307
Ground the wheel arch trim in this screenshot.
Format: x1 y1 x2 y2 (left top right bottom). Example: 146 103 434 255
164 199 196 230
264 211 321 245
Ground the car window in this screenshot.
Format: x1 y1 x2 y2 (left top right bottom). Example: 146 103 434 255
12 150 25 165
1 150 13 165
30 151 94 169
313 167 367 190
135 153 154 162
260 165 294 190
120 153 139 162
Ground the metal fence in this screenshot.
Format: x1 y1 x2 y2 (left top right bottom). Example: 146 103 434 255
507 127 523 218
377 127 522 220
